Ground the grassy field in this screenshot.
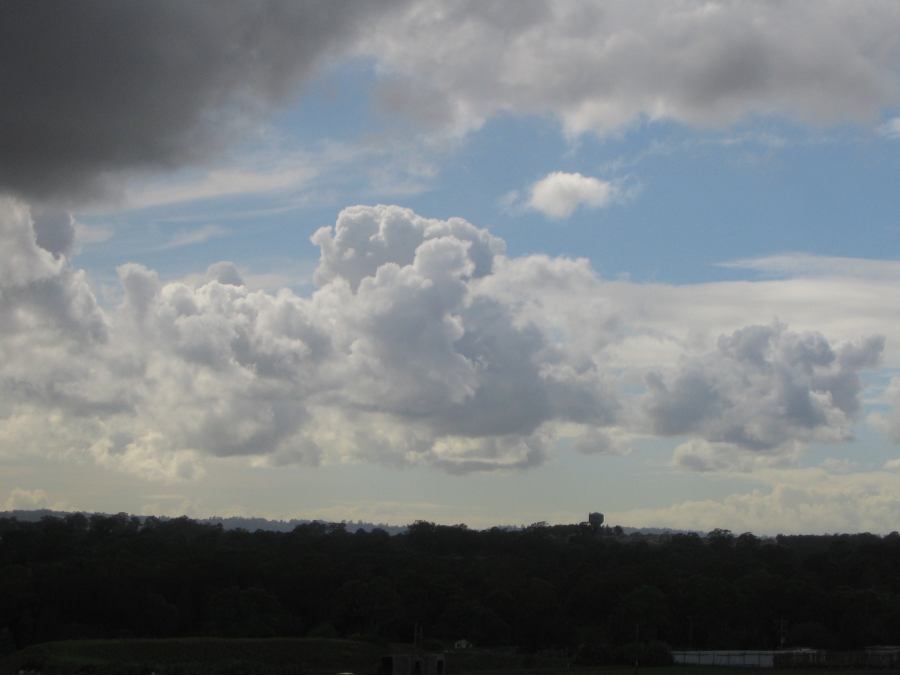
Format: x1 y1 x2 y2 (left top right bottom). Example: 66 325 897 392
2 642 886 675
0 637 385 675
456 670 896 675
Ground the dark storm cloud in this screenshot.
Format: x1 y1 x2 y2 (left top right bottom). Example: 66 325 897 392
0 0 399 201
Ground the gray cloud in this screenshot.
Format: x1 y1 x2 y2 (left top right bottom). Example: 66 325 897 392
362 0 900 137
31 209 75 257
4 1 897 205
0 0 399 201
644 323 884 456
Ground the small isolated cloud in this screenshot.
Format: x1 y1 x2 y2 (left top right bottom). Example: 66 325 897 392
878 117 900 139
527 171 618 219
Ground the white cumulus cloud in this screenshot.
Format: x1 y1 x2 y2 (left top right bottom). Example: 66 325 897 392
0 197 893 482
527 172 617 219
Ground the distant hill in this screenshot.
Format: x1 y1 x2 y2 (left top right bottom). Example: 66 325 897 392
0 509 408 535
0 508 691 537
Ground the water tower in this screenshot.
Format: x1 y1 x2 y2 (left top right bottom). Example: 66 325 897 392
588 512 604 532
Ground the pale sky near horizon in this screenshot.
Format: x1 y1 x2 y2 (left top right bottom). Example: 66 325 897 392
3 1 900 534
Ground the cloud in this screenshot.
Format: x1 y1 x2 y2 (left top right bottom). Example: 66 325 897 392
4 1 897 208
672 439 804 473
159 225 228 250
0 201 621 478
0 199 892 481
527 172 618 219
878 116 900 139
721 253 900 281
0 197 106 341
0 0 399 201
362 1 900 138
871 378 900 446
311 204 505 290
644 323 883 458
125 166 317 211
611 467 900 534
1 487 67 511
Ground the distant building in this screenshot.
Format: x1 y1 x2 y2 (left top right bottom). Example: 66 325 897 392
588 512 604 531
673 649 900 669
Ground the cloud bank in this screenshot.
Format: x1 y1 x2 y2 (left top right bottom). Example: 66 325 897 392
0 0 397 201
0 199 889 481
364 0 900 137
3 1 899 204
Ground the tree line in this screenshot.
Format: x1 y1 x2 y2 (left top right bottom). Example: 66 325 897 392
2 514 900 660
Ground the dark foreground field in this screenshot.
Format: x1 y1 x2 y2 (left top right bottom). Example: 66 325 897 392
0 639 881 675
0 637 384 675
1 638 579 675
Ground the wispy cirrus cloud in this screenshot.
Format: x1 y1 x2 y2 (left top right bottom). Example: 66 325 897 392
720 252 900 280
124 166 317 211
158 224 228 250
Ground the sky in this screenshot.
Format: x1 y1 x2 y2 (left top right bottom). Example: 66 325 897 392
3 0 900 534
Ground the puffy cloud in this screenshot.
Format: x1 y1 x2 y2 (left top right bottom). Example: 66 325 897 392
0 197 105 343
644 324 883 459
364 1 900 138
311 204 505 289
31 208 75 257
527 172 617 219
205 261 245 287
0 0 401 201
0 202 622 478
0 200 890 481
